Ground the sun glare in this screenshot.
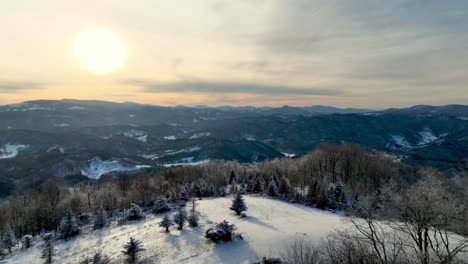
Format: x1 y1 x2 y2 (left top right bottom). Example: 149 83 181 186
74 30 126 75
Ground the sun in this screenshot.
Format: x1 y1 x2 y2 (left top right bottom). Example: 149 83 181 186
74 30 126 75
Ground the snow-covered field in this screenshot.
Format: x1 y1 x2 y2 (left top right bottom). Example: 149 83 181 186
0 144 28 159
80 157 150 179
6 196 343 264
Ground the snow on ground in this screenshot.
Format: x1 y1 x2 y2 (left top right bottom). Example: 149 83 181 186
54 123 71 127
47 145 65 154
124 130 147 142
140 154 159 160
0 144 28 159
163 159 210 168
417 128 438 146
6 196 343 264
69 106 86 110
282 152 295 158
189 132 211 139
390 135 412 149
166 146 201 156
80 157 150 179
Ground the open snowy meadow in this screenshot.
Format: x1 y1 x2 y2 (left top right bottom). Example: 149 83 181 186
5 196 343 264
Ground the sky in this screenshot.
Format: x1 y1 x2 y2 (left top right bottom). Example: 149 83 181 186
1 0 468 108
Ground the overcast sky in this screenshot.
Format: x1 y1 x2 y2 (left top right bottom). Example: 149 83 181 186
1 0 467 107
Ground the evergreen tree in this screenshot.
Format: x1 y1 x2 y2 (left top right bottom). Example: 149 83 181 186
307 178 321 205
3 229 16 253
205 220 240 243
21 234 34 249
278 176 292 198
229 181 238 194
59 213 79 239
253 176 265 193
41 233 55 264
159 215 173 233
153 197 172 214
230 192 248 216
128 203 144 221
229 170 236 185
326 186 338 210
93 210 107 230
187 198 199 227
333 184 347 210
121 237 145 264
178 185 189 202
80 251 111 264
173 209 187 230
267 179 279 197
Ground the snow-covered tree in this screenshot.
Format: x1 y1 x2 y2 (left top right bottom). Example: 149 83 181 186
3 229 16 253
121 237 145 264
41 233 55 264
230 192 247 216
127 203 144 221
159 215 173 233
205 220 241 243
80 251 111 264
229 170 236 185
173 209 187 230
21 234 33 249
188 198 199 227
179 185 189 202
93 210 107 230
267 179 279 197
278 176 292 198
253 176 265 193
229 181 238 194
59 213 79 239
153 197 172 214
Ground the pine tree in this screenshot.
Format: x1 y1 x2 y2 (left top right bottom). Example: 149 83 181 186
21 234 34 249
229 170 236 184
128 203 144 221
3 229 16 253
121 237 145 264
187 198 199 227
159 215 173 233
59 213 79 239
230 192 248 216
93 210 107 230
278 176 292 198
267 179 279 197
173 209 187 230
307 178 321 205
80 251 111 264
229 180 238 194
153 197 172 214
253 176 265 193
41 233 55 264
179 185 189 202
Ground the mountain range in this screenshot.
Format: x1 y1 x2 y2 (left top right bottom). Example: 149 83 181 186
0 99 466 193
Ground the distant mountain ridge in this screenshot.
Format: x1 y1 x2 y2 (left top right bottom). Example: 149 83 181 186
0 99 466 185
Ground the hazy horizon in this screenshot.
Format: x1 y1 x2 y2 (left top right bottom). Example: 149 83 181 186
2 1 468 108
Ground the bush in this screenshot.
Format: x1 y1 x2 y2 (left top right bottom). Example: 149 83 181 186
21 235 34 249
93 210 107 230
59 213 79 239
127 203 144 221
205 220 242 243
153 197 172 214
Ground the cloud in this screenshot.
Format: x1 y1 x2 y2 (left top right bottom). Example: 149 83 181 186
0 81 45 93
122 79 345 96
